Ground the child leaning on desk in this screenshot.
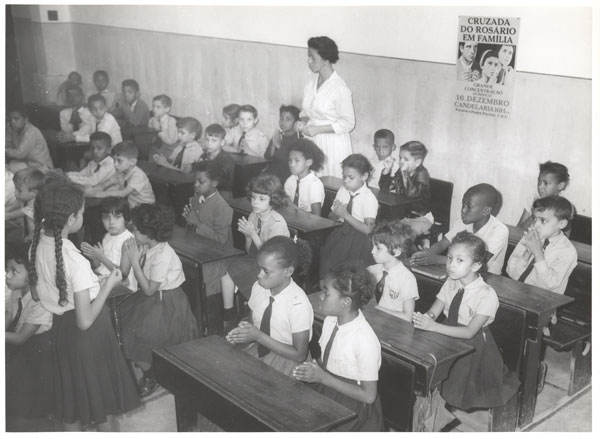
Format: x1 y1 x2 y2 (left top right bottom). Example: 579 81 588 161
153 117 203 173
293 267 383 432
413 232 519 411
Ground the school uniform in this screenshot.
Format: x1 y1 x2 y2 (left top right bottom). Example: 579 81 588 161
168 140 204 169
369 159 399 190
506 231 577 295
189 191 233 246
320 183 378 278
239 127 269 157
117 165 156 208
95 229 138 291
5 122 53 170
224 124 243 149
59 106 96 135
284 171 325 213
246 279 313 376
88 89 117 112
112 96 150 128
317 312 383 431
262 133 297 185
204 149 235 202
119 242 198 364
67 155 116 188
227 210 290 298
5 290 55 419
444 215 509 275
149 114 178 157
367 262 419 316
436 276 514 410
34 234 139 425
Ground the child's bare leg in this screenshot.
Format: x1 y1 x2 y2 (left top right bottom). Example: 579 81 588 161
221 273 238 333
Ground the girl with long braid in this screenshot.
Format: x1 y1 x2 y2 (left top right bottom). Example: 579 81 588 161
29 180 139 431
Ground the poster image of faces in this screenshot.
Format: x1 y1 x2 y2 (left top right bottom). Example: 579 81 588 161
457 41 516 85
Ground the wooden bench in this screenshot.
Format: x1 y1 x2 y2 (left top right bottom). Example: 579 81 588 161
153 336 356 432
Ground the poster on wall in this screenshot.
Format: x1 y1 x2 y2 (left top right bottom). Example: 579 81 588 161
455 16 520 119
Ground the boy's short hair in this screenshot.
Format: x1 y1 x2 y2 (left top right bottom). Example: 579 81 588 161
191 160 224 185
5 241 30 267
279 105 300 121
400 141 428 161
89 131 112 149
465 183 498 209
533 195 575 223
121 79 140 92
239 104 258 119
9 106 29 119
370 219 414 257
539 161 570 186
222 104 241 119
93 70 109 80
205 123 226 139
112 141 139 160
176 117 202 139
258 236 298 270
13 168 45 191
100 197 131 222
152 94 172 108
374 129 395 144
87 94 107 107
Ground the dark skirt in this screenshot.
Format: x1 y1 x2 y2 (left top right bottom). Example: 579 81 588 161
119 286 199 364
311 372 383 432
5 331 55 418
227 247 259 299
320 222 374 279
52 306 140 425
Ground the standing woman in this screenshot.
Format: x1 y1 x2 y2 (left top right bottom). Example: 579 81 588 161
297 36 355 178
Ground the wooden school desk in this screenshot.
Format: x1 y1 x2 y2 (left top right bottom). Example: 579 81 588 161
320 176 418 219
410 264 573 428
55 141 90 171
153 336 356 432
169 226 244 336
309 293 474 431
228 197 341 292
229 153 269 198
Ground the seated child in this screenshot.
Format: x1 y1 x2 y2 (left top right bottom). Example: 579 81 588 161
263 105 302 184
293 267 383 432
517 161 570 230
5 168 24 242
88 94 123 146
411 183 508 275
5 243 54 431
148 94 178 158
58 85 96 141
183 161 233 246
368 220 418 322
320 154 378 278
380 141 433 236
221 103 243 151
86 141 155 208
56 71 82 106
10 168 45 242
201 123 235 201
413 232 518 411
369 129 399 190
284 137 326 215
81 197 138 291
67 131 116 189
5 107 53 172
89 70 116 111
226 104 269 157
220 174 290 331
153 117 203 173
119 204 198 397
227 236 313 377
507 195 577 296
112 79 151 132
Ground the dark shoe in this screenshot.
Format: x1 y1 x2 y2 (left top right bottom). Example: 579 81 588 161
139 376 159 398
537 361 548 395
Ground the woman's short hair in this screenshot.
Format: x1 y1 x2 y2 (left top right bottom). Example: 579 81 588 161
308 36 340 64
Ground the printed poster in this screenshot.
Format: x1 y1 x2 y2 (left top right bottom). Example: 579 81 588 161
455 16 520 119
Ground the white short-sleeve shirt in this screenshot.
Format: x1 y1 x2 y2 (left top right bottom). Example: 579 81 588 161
248 210 290 242
436 276 499 327
319 312 381 382
444 215 509 275
248 280 314 345
284 172 325 213
368 262 419 314
96 230 138 291
35 234 100 315
334 183 378 222
14 290 53 334
369 159 399 190
168 141 204 167
142 242 185 291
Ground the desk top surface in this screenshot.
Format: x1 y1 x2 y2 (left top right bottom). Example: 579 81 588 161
309 293 473 385
169 226 243 264
230 197 342 234
507 224 591 265
229 152 269 166
154 335 355 432
138 161 195 185
410 264 573 316
320 176 416 207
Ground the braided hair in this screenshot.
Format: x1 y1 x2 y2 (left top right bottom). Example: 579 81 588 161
28 180 84 306
325 266 374 310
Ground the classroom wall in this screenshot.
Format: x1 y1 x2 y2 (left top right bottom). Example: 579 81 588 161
11 5 592 228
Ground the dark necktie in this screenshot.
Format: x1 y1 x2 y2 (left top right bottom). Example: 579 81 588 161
7 298 23 333
94 162 101 173
256 218 262 236
238 132 246 153
139 252 147 270
446 288 465 327
346 193 357 214
95 119 101 132
322 324 339 370
375 271 388 303
293 179 300 206
518 239 550 282
70 108 82 131
173 145 186 169
257 296 274 358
